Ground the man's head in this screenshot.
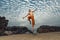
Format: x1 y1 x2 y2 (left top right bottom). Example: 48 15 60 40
29 9 31 12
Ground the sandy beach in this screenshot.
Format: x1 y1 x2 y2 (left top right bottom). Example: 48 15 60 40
0 32 60 40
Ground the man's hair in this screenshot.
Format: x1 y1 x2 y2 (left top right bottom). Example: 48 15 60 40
29 9 31 12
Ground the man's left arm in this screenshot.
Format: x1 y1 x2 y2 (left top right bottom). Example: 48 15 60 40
32 8 37 12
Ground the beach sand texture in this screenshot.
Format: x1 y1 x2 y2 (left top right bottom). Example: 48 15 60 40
0 32 60 40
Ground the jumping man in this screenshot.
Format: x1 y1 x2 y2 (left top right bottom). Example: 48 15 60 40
23 9 37 32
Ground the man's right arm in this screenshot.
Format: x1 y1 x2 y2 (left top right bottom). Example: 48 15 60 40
23 13 29 19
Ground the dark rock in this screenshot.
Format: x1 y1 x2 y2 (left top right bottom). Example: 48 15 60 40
6 26 33 34
0 16 9 35
37 25 60 33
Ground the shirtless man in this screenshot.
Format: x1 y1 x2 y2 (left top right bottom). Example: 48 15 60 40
23 9 37 32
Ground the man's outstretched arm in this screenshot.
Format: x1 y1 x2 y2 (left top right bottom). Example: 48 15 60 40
32 8 37 12
23 13 29 19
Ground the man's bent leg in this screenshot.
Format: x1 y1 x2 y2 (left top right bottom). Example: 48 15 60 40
27 16 31 24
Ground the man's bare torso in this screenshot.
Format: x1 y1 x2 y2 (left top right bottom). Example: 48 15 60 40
28 11 34 16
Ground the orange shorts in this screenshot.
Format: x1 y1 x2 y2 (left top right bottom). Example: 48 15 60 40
27 15 35 26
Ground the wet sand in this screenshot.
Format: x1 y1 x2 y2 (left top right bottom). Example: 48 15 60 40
0 32 60 40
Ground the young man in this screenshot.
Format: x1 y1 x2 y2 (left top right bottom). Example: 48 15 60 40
23 9 37 32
